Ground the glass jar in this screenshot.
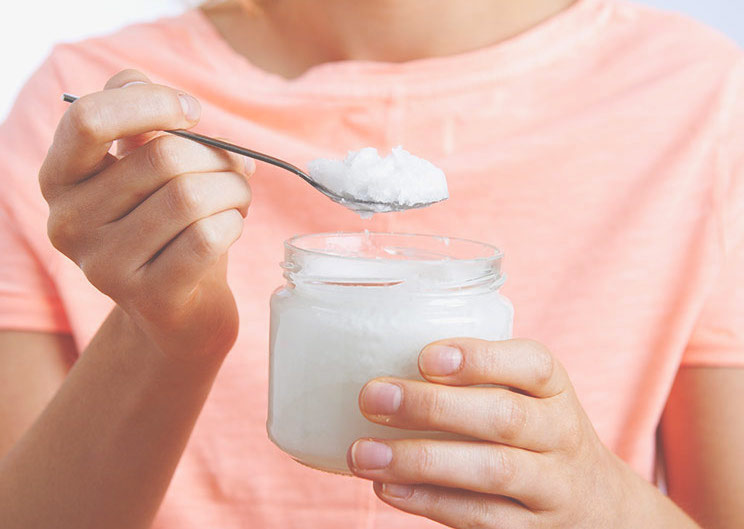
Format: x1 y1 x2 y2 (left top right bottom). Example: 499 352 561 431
268 232 513 474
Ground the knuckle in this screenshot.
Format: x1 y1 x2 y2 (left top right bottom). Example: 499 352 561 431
225 171 252 203
166 176 201 217
479 339 506 373
47 205 79 253
188 219 224 259
46 204 132 301
153 84 184 112
462 501 495 529
67 97 106 142
117 68 145 81
420 387 451 426
237 175 253 205
105 69 147 89
242 189 252 213
146 135 184 176
131 210 160 241
488 446 517 491
225 209 245 238
558 402 584 452
140 85 188 126
414 443 438 477
520 339 555 389
78 255 103 288
495 392 527 442
79 253 114 294
38 165 55 201
39 179 55 203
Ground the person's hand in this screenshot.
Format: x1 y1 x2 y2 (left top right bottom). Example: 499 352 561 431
39 70 253 363
348 338 665 529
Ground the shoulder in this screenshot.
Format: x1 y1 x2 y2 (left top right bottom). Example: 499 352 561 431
47 9 217 95
601 0 743 71
603 2 744 252
580 1 744 132
608 0 741 50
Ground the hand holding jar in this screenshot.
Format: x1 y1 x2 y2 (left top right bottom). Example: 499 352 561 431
349 338 699 529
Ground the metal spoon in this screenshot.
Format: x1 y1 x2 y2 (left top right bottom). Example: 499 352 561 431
62 93 442 214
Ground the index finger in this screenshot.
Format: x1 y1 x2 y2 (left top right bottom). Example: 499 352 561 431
41 82 201 187
418 338 570 398
104 69 162 157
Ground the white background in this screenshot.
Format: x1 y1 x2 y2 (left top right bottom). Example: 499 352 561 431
1 1 743 122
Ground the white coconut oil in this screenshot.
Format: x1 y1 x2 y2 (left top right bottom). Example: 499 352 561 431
268 232 513 474
307 147 449 216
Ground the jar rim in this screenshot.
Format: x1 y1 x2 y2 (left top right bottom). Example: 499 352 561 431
285 231 503 263
283 232 505 291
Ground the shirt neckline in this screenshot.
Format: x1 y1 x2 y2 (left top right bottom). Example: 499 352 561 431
184 0 613 97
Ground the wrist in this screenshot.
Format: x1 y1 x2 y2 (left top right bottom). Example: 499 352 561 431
89 305 227 390
121 284 239 368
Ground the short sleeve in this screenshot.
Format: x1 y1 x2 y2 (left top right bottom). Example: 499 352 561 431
682 239 744 367
682 57 744 367
0 51 72 334
0 205 70 333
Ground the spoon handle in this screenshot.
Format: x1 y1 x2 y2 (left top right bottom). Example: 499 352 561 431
61 93 313 183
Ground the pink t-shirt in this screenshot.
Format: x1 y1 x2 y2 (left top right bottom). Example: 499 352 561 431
1 0 744 526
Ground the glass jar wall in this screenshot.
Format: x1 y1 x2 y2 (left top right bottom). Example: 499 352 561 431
268 232 513 474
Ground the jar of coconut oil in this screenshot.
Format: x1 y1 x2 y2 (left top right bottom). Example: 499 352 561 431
268 232 513 474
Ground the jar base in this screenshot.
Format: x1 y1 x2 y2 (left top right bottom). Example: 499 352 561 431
268 424 353 475
293 457 353 477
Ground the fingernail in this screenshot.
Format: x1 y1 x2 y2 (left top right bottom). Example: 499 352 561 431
244 156 256 175
361 382 401 415
121 80 147 89
420 345 462 376
381 483 414 499
178 93 201 122
351 440 392 470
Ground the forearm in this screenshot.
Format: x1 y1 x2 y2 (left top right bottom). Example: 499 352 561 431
614 454 701 529
651 495 702 529
662 367 744 529
0 306 225 529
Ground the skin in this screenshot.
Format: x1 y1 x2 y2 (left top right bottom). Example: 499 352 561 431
0 1 742 528
662 367 744 527
0 71 253 529
349 339 741 528
207 0 578 79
